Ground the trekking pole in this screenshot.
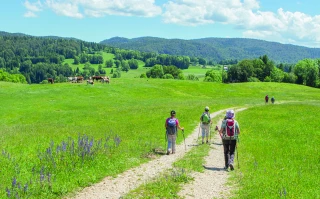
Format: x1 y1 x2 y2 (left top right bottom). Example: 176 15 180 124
215 125 222 139
197 123 201 143
182 130 186 151
209 123 212 143
236 144 240 169
236 135 240 169
165 131 168 154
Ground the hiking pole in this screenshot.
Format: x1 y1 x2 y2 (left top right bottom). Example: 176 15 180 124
236 135 240 169
182 130 186 151
209 123 212 143
236 144 240 169
197 123 200 143
165 131 168 154
215 125 222 139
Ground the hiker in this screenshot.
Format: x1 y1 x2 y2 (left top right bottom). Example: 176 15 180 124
265 95 269 104
165 110 184 155
200 106 212 144
271 96 275 104
219 110 240 171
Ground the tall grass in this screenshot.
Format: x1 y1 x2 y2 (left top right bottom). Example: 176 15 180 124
0 79 319 198
233 103 320 198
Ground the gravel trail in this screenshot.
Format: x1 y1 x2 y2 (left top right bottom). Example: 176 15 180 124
70 109 234 199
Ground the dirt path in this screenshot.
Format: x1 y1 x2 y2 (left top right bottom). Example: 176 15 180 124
178 108 247 199
70 109 233 199
178 125 231 199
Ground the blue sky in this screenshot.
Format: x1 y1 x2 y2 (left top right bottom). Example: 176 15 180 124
1 0 319 48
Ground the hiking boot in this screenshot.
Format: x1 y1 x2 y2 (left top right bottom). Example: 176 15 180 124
223 166 228 171
229 163 234 171
206 140 209 144
167 151 170 155
202 141 204 144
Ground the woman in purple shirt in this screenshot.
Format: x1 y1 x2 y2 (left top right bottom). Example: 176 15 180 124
165 110 184 155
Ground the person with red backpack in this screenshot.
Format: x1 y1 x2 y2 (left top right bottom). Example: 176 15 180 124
265 95 269 104
165 110 184 155
219 110 240 171
200 106 212 144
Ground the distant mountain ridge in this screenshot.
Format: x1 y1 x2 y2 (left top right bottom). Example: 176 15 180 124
0 31 80 41
100 36 320 64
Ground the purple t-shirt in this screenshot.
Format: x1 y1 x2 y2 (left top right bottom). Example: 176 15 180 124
166 117 179 127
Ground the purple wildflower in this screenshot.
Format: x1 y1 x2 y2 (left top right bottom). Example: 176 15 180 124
12 177 17 188
6 187 11 197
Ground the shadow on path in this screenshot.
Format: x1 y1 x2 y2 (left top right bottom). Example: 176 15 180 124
202 165 228 172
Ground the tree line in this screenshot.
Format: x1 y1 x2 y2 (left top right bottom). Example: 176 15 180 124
0 34 319 88
202 55 320 88
0 35 191 83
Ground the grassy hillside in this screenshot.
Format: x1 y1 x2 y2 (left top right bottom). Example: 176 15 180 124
0 80 319 198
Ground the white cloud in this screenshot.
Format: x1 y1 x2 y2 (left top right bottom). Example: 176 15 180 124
243 9 320 47
45 0 83 18
24 0 162 18
24 0 42 17
79 0 162 17
162 0 262 25
162 0 320 47
24 0 42 12
24 11 38 18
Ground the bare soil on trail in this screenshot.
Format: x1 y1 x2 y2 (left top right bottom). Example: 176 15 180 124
69 109 236 199
177 131 231 199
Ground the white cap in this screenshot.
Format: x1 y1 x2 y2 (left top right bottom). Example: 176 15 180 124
226 110 235 119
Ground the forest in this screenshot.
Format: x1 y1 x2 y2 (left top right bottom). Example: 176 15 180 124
101 36 320 64
0 32 319 88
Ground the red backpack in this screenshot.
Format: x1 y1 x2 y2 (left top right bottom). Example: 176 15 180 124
223 119 236 140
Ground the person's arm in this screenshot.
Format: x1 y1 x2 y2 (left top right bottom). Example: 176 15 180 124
236 122 240 135
177 119 184 130
219 120 226 137
219 127 223 137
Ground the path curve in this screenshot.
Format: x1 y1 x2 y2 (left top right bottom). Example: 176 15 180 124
69 109 240 199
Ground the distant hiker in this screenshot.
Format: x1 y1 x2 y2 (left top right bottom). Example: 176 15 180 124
219 110 240 171
265 95 269 104
165 110 184 155
271 96 275 104
200 106 212 144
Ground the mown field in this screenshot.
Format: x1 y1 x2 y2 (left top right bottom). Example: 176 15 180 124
0 79 319 198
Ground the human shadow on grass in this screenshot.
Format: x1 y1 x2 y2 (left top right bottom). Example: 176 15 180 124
152 148 167 156
202 165 228 172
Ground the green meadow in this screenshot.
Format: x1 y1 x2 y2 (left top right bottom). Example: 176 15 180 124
0 78 319 198
63 53 217 80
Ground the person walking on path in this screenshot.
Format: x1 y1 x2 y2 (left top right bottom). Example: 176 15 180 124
265 95 269 104
165 110 184 155
271 96 275 104
200 106 212 144
219 110 240 171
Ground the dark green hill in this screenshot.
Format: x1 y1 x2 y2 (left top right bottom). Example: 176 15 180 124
0 31 80 41
100 36 320 64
